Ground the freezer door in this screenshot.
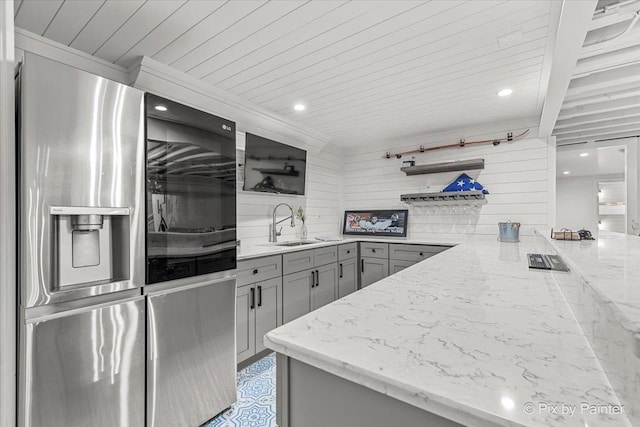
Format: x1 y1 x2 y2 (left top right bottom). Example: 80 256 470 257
20 296 145 427
147 278 237 427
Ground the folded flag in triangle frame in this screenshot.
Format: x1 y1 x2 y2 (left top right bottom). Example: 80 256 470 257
442 173 489 194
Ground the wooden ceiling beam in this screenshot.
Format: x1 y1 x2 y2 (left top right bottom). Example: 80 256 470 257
538 0 598 137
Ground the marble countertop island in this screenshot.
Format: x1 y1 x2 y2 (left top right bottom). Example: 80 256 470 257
264 235 631 427
543 231 640 339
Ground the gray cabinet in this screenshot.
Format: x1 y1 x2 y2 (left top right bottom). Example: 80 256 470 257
338 243 357 261
283 265 338 322
360 242 388 259
314 245 338 266
283 269 313 323
388 244 449 263
236 277 283 363
387 244 451 275
338 258 357 298
283 250 314 275
236 284 255 362
237 255 282 287
389 259 415 274
239 242 450 348
361 257 389 288
359 242 389 288
283 247 339 323
254 278 282 354
313 263 337 310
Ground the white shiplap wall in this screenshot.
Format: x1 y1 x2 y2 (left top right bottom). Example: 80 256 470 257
342 126 553 238
237 132 342 247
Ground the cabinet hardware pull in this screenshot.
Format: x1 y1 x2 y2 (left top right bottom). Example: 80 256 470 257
361 259 364 272
250 287 255 310
339 263 343 278
253 269 258 275
420 252 424 256
257 286 262 307
372 249 376 253
311 270 315 288
347 250 350 254
316 269 320 287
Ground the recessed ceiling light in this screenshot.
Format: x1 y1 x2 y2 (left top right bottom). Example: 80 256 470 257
579 152 589 157
497 88 513 97
562 171 571 175
154 105 167 112
294 103 306 111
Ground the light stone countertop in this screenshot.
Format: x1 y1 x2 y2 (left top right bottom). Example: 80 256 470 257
237 235 461 261
262 235 631 427
542 230 640 338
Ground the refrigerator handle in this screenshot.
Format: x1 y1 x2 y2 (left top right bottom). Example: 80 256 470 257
257 286 262 307
250 287 255 310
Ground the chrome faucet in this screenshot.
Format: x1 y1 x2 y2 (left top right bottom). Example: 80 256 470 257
270 203 296 242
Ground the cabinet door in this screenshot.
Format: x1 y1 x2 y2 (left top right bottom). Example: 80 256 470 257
236 284 256 363
283 269 313 323
255 277 283 354
338 258 357 298
389 259 415 275
361 257 389 287
312 263 337 311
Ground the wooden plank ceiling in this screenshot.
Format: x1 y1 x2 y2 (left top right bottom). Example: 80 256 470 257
14 0 559 146
553 0 640 146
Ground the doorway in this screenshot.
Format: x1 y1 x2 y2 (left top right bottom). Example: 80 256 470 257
556 143 627 234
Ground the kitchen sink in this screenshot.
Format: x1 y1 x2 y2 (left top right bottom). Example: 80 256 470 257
275 241 317 247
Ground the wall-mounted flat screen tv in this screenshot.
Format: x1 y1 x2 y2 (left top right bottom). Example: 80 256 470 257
343 210 409 237
243 133 307 195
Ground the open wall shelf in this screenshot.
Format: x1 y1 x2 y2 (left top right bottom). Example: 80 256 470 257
401 190 486 204
401 158 484 176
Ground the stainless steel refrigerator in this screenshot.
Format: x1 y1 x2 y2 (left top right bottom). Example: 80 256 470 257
17 53 237 427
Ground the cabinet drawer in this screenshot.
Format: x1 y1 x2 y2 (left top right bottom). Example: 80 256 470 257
237 255 282 287
314 246 337 267
283 250 315 275
389 244 449 262
359 242 388 259
338 243 357 261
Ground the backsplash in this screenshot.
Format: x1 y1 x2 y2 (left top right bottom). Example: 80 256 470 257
342 129 553 239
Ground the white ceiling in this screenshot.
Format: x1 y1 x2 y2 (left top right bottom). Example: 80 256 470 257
553 0 640 146
556 143 626 177
14 0 561 146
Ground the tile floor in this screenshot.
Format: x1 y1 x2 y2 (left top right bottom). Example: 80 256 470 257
206 353 277 427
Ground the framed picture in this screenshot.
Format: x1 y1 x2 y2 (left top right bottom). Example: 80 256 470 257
343 210 408 237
